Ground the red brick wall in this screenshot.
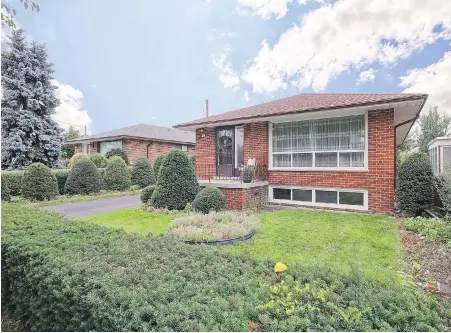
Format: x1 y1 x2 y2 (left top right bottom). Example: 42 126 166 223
146 141 194 166
267 109 395 214
196 128 216 179
244 122 268 167
218 185 268 210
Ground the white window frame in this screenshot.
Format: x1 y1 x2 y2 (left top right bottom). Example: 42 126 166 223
268 110 368 172
81 143 88 153
181 145 188 152
99 140 123 156
269 185 368 211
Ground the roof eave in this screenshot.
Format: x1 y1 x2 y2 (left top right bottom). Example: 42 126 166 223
64 135 195 145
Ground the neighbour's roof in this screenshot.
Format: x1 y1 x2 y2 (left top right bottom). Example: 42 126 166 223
66 123 195 144
174 93 428 129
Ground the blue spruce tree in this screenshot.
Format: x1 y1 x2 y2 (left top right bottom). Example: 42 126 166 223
1 29 63 169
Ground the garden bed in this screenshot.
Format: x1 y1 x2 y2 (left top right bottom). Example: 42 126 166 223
167 211 258 242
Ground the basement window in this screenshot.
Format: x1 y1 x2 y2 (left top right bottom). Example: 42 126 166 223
269 186 367 210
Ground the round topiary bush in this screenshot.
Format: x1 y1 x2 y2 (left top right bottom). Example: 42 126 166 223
140 185 156 204
105 148 129 164
150 149 200 210
65 159 102 195
192 187 226 214
103 156 131 191
2 177 11 202
69 152 88 168
131 156 155 188
54 169 71 195
89 153 108 168
397 152 434 215
153 154 166 181
21 163 59 201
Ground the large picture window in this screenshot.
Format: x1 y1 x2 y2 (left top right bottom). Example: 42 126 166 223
100 140 122 155
271 115 366 169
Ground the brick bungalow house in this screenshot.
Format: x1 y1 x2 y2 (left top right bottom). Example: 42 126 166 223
174 93 428 215
67 123 195 165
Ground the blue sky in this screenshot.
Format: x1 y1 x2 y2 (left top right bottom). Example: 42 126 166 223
4 0 451 134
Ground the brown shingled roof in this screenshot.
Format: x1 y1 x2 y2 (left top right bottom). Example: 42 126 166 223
174 93 428 128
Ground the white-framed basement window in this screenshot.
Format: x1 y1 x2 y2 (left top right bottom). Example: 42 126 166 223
269 114 367 171
269 185 368 210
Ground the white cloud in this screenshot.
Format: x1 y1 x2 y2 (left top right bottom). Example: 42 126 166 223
244 90 250 101
357 68 377 85
208 29 237 41
236 0 322 19
51 80 92 132
400 51 451 116
241 0 451 93
212 45 240 91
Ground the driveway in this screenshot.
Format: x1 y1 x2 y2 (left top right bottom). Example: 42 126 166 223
43 195 141 218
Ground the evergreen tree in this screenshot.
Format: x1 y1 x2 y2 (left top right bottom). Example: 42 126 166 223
1 29 63 170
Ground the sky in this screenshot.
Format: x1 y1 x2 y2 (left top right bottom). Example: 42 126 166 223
2 0 451 134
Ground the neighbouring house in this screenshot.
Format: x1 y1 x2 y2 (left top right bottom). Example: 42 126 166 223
429 137 451 174
66 123 195 165
174 93 428 215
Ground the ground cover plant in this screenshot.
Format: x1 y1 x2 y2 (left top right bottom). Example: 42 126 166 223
2 204 451 331
168 211 257 241
404 217 451 243
230 209 402 281
85 207 172 236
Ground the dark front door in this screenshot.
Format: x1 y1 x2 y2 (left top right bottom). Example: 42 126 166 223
216 127 235 178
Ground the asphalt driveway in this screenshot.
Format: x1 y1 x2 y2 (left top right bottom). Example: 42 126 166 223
43 195 141 218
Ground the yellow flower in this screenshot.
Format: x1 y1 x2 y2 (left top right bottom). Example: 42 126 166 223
274 262 287 273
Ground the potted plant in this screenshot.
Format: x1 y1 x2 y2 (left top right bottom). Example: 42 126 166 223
242 166 253 183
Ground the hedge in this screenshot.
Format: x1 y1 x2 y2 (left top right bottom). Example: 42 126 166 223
103 156 131 191
65 159 102 195
1 171 24 196
2 204 450 331
1 176 11 201
21 163 59 201
53 169 71 195
192 187 226 214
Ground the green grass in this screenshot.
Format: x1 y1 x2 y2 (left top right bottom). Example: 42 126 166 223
84 207 173 236
229 209 402 280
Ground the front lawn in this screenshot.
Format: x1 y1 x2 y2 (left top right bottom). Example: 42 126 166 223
230 209 402 280
84 207 173 236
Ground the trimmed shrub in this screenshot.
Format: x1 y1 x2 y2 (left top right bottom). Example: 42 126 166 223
192 187 226 214
190 155 196 171
2 204 451 332
68 152 88 168
153 153 166 180
2 176 11 202
151 150 200 210
65 159 102 195
89 153 108 168
1 171 24 196
131 156 154 188
21 163 58 201
105 148 128 164
53 169 71 195
103 156 131 191
435 166 451 214
140 185 156 204
396 153 434 215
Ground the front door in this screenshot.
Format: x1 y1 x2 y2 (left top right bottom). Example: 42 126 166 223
216 127 235 178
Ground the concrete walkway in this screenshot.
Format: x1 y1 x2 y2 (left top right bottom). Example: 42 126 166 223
43 195 140 218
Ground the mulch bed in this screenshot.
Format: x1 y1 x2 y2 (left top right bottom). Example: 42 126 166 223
399 220 451 299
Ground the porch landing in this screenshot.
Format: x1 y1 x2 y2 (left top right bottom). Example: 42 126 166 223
198 180 268 189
